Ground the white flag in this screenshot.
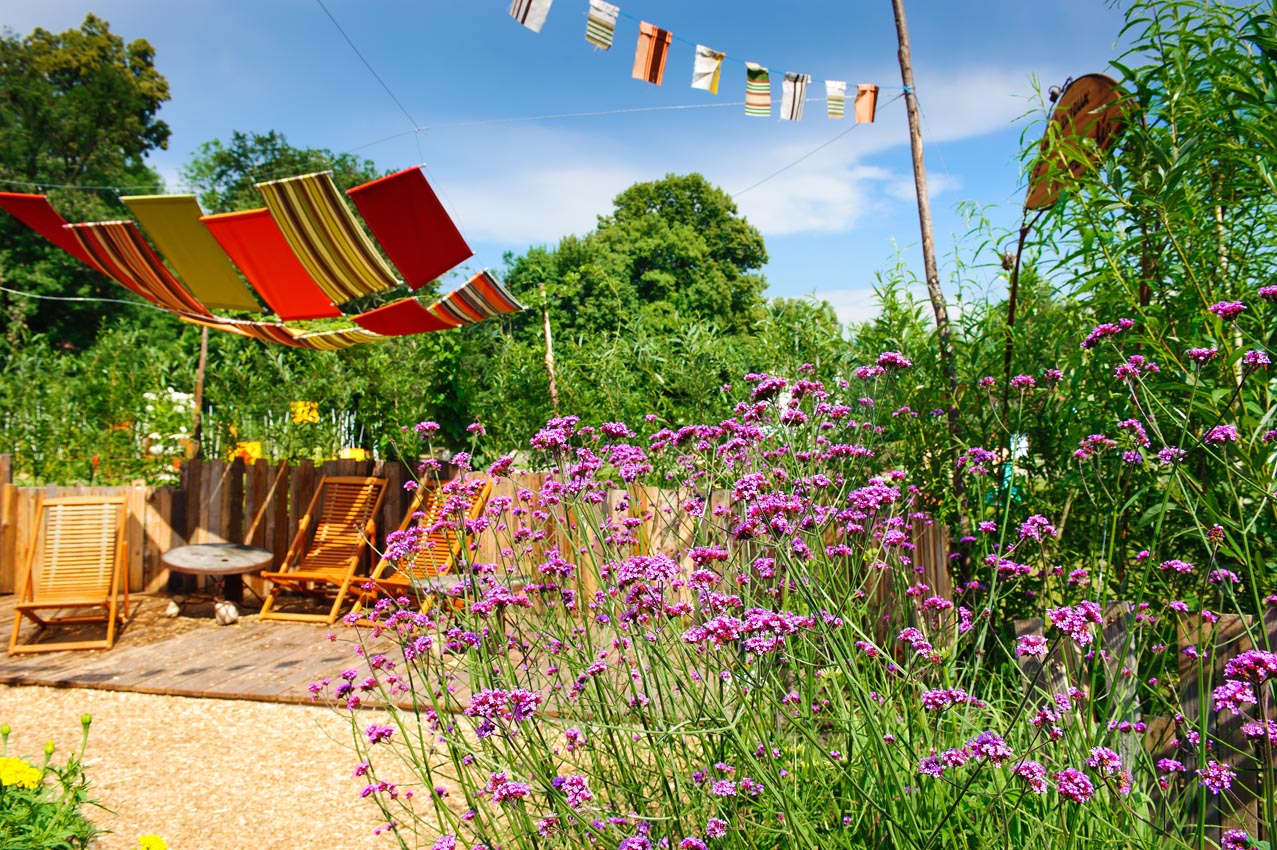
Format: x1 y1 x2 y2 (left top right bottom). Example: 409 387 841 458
781 72 811 121
509 0 553 33
691 45 725 94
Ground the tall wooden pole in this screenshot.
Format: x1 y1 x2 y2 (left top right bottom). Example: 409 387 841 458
539 280 560 415
890 0 968 523
190 325 209 460
890 0 957 402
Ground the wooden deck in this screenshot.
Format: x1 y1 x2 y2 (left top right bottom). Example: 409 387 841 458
0 593 391 706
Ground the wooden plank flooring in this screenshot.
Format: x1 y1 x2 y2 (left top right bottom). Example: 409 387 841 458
0 593 394 707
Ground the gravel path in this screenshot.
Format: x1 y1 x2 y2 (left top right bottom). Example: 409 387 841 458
0 685 402 850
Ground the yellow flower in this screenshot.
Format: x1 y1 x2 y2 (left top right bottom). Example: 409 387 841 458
0 756 42 789
229 441 263 462
289 400 319 424
138 835 168 850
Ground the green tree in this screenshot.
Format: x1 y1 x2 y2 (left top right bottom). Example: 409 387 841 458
502 173 769 337
0 14 171 348
593 173 768 334
180 130 383 214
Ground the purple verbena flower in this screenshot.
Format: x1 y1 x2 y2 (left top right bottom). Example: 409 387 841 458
1198 760 1237 794
1054 768 1095 803
1210 301 1247 320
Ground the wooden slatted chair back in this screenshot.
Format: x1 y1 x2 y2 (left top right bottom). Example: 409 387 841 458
388 477 493 580
32 497 126 603
297 477 387 574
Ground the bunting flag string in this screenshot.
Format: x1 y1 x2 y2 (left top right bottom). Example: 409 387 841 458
505 1 889 124
781 73 811 122
585 0 619 49
632 21 673 85
691 45 725 95
826 80 846 119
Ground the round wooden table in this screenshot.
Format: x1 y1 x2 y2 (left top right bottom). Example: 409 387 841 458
161 543 274 619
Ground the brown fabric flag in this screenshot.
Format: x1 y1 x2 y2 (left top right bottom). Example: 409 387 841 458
855 84 880 123
632 21 673 85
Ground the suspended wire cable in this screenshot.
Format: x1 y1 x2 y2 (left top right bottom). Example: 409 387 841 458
418 100 749 130
0 284 177 313
732 93 903 198
314 0 420 130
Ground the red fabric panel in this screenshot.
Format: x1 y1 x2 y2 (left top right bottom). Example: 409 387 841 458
351 297 461 336
346 168 473 290
0 192 103 271
201 208 342 320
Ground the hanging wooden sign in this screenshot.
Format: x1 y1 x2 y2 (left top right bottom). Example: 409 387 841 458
1025 73 1130 209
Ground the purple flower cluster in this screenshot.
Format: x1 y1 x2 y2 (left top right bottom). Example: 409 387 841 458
1198 760 1237 794
464 688 543 737
876 351 913 370
1047 601 1103 647
1209 300 1247 320
1080 318 1134 349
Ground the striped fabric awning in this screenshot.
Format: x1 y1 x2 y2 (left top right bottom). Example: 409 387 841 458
351 271 525 336
200 207 342 320
256 171 400 304
66 221 211 317
122 194 262 312
182 313 302 347
0 167 524 350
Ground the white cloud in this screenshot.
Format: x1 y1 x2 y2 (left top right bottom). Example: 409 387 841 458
449 163 644 245
731 165 893 236
884 171 963 203
803 287 882 326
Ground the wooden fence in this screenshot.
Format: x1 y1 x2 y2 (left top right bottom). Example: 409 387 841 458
0 456 424 596
1017 607 1277 843
0 454 952 600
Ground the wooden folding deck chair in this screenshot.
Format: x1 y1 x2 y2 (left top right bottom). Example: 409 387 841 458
9 495 130 655
257 475 387 623
352 477 493 616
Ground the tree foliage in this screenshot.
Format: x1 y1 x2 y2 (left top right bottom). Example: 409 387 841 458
0 14 171 349
503 173 769 337
180 130 383 214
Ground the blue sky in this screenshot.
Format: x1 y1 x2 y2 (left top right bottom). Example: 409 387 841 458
3 0 1128 323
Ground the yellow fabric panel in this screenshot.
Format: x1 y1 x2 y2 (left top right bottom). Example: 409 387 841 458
122 194 262 313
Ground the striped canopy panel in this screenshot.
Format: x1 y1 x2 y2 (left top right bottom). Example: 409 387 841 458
65 221 210 316
351 270 525 336
255 171 399 305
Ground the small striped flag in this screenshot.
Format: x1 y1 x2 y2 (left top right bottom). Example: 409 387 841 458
509 0 553 33
826 80 846 119
585 0 618 50
691 45 725 94
781 72 811 121
745 63 770 117
632 21 672 85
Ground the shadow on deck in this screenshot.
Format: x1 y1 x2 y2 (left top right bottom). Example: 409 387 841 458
0 593 387 706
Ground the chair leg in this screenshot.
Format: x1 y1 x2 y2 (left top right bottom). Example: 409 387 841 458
9 610 24 655
325 579 352 625
258 585 280 620
105 601 117 650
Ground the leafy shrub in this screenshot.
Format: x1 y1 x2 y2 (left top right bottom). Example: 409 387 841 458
0 716 101 849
